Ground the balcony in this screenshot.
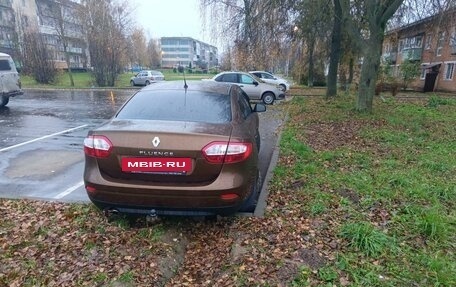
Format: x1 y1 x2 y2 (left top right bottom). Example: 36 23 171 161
402 48 422 61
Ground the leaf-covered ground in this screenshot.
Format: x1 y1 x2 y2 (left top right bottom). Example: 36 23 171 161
1 92 455 286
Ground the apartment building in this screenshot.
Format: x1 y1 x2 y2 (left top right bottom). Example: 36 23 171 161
0 0 18 56
0 0 88 69
383 10 456 92
161 37 218 70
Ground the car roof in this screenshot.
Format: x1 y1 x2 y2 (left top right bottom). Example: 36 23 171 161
141 70 162 73
219 71 250 74
141 80 234 94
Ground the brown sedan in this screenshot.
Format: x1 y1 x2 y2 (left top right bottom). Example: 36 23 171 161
83 80 266 216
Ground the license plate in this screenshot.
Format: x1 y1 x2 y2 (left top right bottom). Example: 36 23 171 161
121 157 192 173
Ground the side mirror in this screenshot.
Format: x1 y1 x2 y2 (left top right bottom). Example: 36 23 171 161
253 103 266 113
252 80 259 86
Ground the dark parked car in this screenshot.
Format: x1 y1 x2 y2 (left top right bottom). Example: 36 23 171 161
83 80 266 216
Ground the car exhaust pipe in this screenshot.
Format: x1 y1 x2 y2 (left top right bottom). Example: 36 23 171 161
103 207 119 217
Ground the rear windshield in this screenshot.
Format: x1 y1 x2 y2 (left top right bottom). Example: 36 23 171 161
116 90 232 123
0 60 11 71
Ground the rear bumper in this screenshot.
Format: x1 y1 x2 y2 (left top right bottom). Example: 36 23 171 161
84 165 255 216
3 90 23 97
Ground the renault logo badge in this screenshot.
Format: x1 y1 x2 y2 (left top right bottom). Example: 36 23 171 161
152 137 160 147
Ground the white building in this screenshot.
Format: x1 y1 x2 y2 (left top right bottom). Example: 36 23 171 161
161 37 218 70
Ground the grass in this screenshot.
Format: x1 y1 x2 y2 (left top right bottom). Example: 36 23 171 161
1 90 455 286
20 69 215 89
278 94 456 286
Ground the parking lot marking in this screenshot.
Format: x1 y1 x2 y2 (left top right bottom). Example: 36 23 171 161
54 181 84 199
0 124 88 152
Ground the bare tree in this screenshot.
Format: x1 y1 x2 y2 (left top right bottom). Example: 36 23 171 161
80 0 133 86
45 0 84 87
326 0 346 98
342 0 404 112
292 0 333 87
200 0 290 71
128 28 149 69
21 30 57 84
147 38 161 69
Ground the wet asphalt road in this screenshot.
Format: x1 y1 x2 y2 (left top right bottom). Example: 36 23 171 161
0 89 285 205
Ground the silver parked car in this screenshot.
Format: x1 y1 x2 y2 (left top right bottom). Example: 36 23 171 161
209 71 285 104
249 71 290 91
130 70 165 86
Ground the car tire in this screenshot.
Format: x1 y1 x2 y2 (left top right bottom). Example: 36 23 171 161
238 170 261 213
262 92 275 105
279 84 287 91
145 80 151 85
1 95 9 107
130 80 135 86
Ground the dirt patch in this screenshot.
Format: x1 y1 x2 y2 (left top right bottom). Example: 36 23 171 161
336 188 361 204
294 248 327 269
302 120 386 151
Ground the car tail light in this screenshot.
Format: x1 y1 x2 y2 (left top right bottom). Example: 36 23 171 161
83 135 113 158
202 141 252 164
220 193 239 201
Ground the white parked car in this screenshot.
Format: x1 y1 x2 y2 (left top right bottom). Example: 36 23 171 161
209 71 285 105
249 71 290 91
0 52 23 107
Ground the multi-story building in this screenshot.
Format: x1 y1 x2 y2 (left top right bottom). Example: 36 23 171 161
161 37 218 71
35 0 87 69
2 0 88 69
0 0 18 56
382 9 456 92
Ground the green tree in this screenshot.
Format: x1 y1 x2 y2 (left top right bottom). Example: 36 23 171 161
399 60 420 90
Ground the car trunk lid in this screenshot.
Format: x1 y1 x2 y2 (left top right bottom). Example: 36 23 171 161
93 120 233 184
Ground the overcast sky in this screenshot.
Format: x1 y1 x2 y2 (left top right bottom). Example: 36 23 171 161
132 0 210 42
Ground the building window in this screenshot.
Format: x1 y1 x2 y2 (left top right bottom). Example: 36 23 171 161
444 63 454 80
425 34 433 50
399 39 405 51
450 31 456 47
420 66 427 80
436 31 445 56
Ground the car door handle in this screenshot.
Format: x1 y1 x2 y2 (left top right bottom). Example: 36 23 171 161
239 85 244 87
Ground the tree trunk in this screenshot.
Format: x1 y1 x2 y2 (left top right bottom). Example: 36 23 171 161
356 33 383 112
348 57 354 85
64 51 75 87
307 35 315 87
326 0 343 99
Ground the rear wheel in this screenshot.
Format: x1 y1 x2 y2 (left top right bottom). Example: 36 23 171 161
0 95 9 107
145 80 151 85
130 80 135 86
239 170 261 213
279 84 287 91
262 92 275 105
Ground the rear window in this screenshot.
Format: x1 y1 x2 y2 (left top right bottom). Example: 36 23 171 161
116 90 232 123
0 60 11 71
